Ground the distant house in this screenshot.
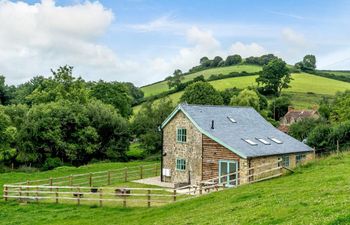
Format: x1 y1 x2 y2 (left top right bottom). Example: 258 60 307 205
160 104 314 186
279 107 320 133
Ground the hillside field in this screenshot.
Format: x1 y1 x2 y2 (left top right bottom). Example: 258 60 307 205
141 64 262 97
133 73 350 114
1 153 350 225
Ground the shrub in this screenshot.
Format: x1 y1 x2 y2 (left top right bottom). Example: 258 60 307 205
42 157 64 171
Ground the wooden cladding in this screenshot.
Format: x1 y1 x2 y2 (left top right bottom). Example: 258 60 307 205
202 135 240 180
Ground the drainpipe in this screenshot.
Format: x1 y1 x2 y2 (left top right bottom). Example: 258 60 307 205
159 126 164 182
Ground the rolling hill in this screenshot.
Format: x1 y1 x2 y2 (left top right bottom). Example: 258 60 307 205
1 153 349 225
141 64 262 97
134 70 350 114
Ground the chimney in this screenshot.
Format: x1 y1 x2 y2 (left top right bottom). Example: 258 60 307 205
211 120 214 129
288 106 294 112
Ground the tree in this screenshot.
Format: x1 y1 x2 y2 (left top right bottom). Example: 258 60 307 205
256 58 291 96
220 88 240 105
268 96 291 121
330 90 350 122
230 89 260 110
123 82 144 104
211 56 223 67
200 56 211 68
193 75 205 83
90 81 132 118
225 55 242 66
167 69 185 90
132 98 174 154
180 81 223 105
302 55 316 71
288 118 323 141
11 76 46 105
0 76 14 105
17 99 130 166
27 66 89 104
0 109 17 164
307 124 332 150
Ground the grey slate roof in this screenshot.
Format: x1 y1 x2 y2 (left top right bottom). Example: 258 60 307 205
162 103 313 158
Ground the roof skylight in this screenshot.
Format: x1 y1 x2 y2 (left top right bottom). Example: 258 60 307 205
243 139 258 146
269 137 283 144
227 117 236 123
256 138 271 145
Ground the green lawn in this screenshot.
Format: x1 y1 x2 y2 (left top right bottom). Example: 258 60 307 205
141 64 262 97
133 73 350 114
1 153 350 225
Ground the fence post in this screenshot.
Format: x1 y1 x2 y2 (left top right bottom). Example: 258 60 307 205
123 190 127 207
199 183 202 195
173 190 177 202
99 189 103 207
124 168 128 182
89 173 92 187
50 177 53 191
107 171 111 185
4 186 8 201
147 189 151 207
55 187 59 204
223 183 226 190
140 166 143 179
26 180 30 200
69 174 73 188
36 186 39 203
19 186 22 201
77 187 81 206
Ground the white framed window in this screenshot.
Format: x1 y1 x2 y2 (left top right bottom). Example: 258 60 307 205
176 158 186 171
176 128 187 143
296 153 306 164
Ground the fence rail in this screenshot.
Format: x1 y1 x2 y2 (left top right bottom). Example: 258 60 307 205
3 160 285 207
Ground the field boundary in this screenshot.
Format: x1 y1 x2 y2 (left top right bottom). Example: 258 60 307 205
3 160 284 208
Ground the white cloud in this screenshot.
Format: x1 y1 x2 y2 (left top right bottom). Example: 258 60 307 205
281 28 306 47
0 0 127 85
229 42 267 58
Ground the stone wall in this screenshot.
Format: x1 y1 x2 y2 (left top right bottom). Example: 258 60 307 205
162 111 203 185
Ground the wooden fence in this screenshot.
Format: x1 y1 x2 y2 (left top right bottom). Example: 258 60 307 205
3 160 284 207
11 163 160 187
3 185 182 208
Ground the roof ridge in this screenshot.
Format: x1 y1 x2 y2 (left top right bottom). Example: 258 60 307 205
180 103 254 109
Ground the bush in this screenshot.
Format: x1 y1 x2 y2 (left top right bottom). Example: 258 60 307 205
16 165 40 173
42 157 64 171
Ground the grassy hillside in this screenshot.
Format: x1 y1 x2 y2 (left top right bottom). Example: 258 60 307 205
321 70 350 77
1 153 350 225
141 64 262 97
134 73 350 113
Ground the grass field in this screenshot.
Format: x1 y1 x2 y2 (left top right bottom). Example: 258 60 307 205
141 64 262 97
321 70 350 77
1 152 350 225
133 73 350 114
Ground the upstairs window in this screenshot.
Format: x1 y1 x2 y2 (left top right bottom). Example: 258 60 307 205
176 158 186 171
177 128 187 143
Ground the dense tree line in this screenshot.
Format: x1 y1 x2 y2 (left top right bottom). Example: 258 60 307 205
0 66 144 169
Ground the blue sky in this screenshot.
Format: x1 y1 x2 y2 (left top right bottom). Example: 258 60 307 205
1 0 350 85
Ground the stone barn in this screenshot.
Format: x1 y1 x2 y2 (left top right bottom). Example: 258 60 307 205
160 103 314 186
